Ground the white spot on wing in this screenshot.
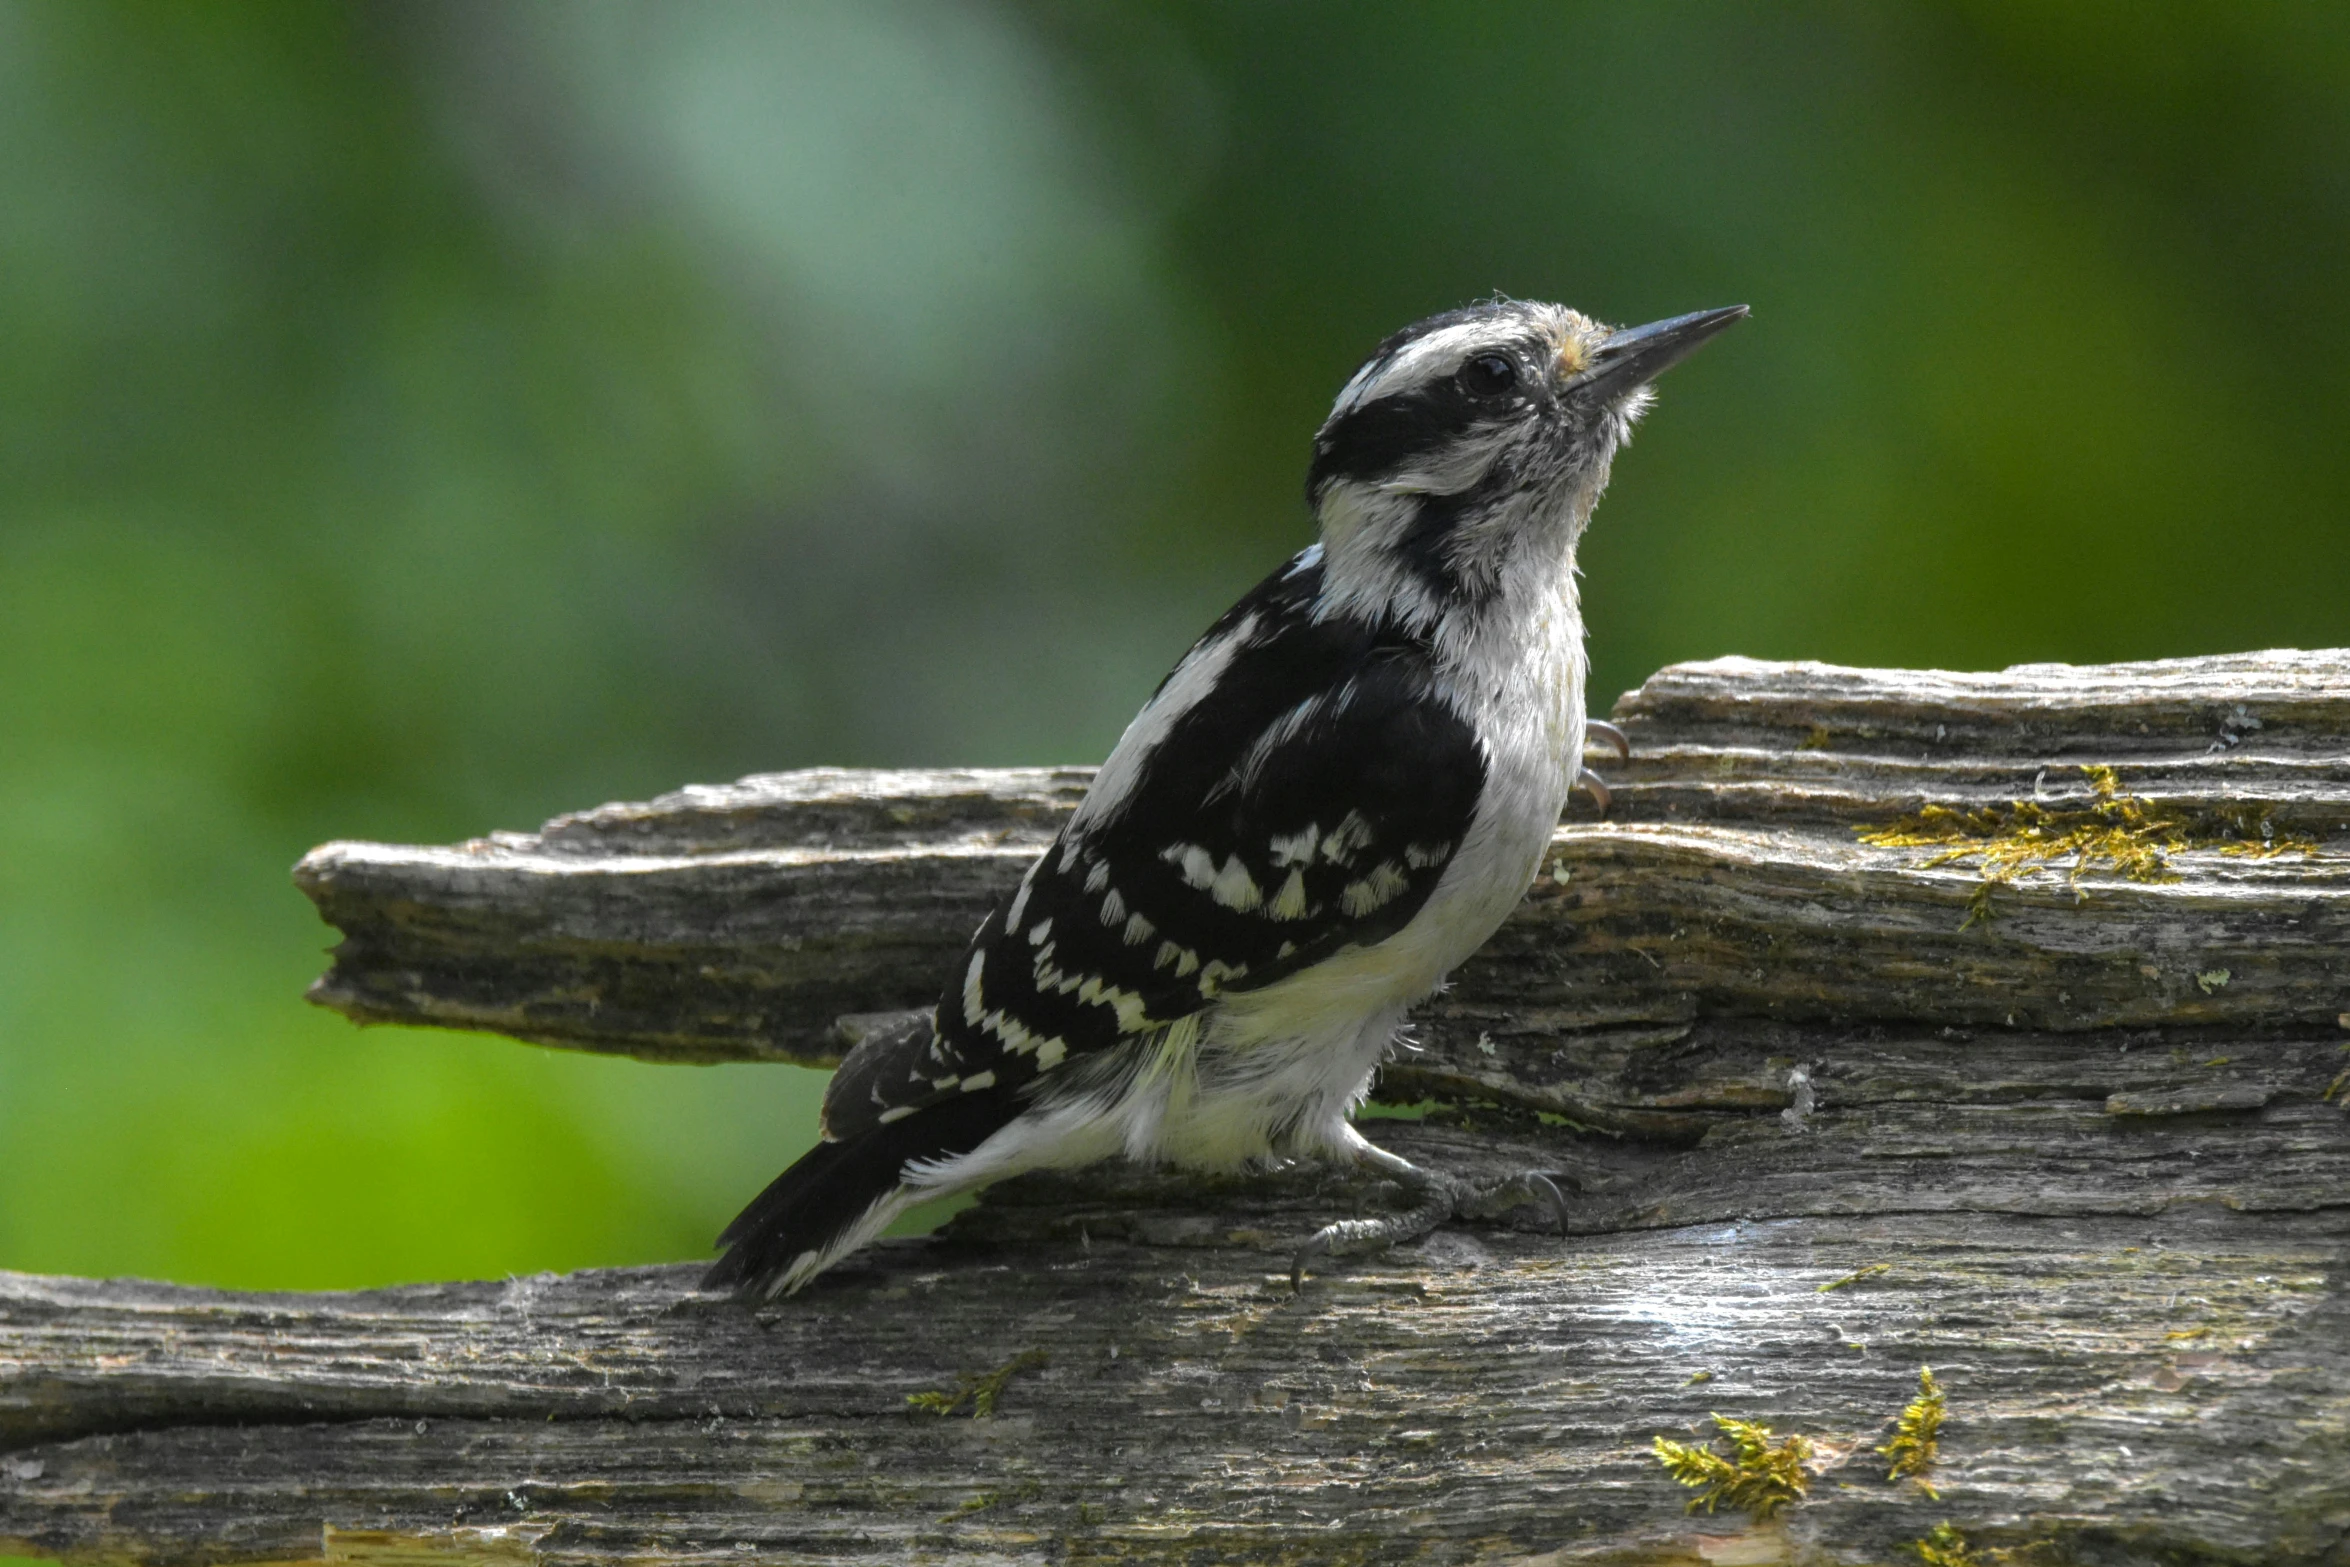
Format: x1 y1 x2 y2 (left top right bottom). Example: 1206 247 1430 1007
1197 958 1247 997
961 1071 997 1092
1269 826 1320 867
1339 861 1411 917
1267 868 1311 921
1122 911 1156 946
1006 863 1039 932
961 951 986 1026
1209 855 1263 912
1321 811 1374 867
1099 887 1126 926
1163 843 1217 889
1075 974 1152 1031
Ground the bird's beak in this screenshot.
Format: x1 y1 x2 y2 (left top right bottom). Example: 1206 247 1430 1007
1570 304 1748 402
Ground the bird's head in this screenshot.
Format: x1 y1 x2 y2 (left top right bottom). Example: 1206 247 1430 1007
1307 299 1745 626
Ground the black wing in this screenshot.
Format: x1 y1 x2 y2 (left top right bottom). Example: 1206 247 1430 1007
822 547 1487 1140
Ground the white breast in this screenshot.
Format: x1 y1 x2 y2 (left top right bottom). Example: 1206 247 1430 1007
1168 551 1586 1164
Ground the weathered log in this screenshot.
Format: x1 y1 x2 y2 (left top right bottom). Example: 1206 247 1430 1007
5 649 2348 1565
293 651 2350 1067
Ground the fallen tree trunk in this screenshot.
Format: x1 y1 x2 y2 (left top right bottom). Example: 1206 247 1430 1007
5 650 2348 1566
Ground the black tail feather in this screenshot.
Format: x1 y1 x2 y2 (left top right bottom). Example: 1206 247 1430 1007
704 1086 1023 1298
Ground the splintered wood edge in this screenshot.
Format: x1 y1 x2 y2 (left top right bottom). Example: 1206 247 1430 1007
286 649 2350 1067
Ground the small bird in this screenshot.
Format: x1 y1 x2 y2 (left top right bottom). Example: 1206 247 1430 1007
707 297 1746 1298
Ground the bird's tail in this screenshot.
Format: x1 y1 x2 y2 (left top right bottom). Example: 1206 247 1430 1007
703 1088 1018 1299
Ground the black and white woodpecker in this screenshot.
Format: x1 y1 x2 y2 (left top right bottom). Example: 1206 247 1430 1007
706 297 1747 1299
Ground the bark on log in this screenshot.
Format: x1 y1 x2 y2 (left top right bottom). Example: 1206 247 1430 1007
6 651 2349 1566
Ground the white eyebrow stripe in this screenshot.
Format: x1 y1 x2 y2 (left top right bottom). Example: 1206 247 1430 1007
1331 320 1510 415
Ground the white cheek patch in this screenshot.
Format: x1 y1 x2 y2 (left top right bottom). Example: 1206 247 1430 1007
1378 422 1518 498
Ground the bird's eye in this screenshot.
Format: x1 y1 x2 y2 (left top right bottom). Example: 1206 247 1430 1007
1459 353 1518 397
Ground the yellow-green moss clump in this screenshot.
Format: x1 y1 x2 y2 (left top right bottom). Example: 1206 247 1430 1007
908 1348 1049 1418
1859 764 2317 929
1652 1413 1812 1518
1881 1367 1945 1486
1816 1261 1893 1293
1909 1522 1987 1566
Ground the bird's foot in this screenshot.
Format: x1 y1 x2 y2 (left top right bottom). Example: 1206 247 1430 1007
1289 1161 1577 1289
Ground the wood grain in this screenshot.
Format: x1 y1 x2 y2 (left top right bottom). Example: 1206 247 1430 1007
294 650 2350 1064
4 650 2346 1563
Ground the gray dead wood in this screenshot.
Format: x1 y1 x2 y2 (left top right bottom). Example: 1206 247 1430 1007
6 649 2350 1566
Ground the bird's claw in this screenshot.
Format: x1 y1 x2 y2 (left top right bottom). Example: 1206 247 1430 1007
1576 767 1612 814
1457 1169 1578 1230
1289 1188 1453 1291
1578 720 1628 815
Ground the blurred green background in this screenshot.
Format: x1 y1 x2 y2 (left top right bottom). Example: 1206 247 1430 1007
4 0 2348 1295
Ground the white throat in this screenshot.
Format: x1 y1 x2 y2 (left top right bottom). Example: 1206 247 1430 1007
1312 474 1593 740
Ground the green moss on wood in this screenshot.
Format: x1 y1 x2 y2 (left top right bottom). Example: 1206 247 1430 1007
1859 764 2317 929
1909 1521 1987 1566
1881 1367 1945 1487
907 1348 1049 1418
1652 1413 1813 1519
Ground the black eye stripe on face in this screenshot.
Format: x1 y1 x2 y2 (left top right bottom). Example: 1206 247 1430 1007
1309 343 1539 495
